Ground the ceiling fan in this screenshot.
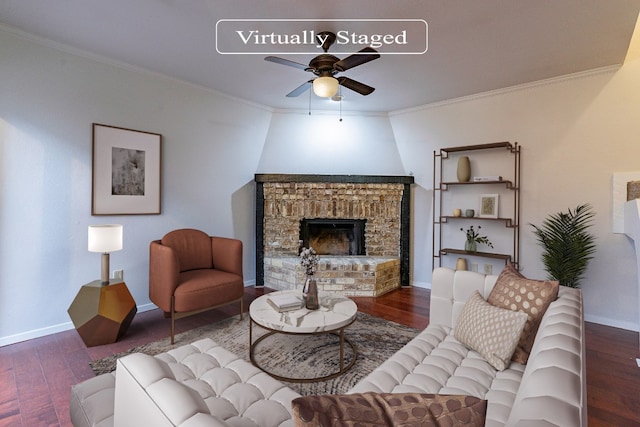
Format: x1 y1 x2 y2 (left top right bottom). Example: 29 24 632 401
265 31 380 99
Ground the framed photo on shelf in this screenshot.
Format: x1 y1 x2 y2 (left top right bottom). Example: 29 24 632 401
92 123 162 215
479 194 499 218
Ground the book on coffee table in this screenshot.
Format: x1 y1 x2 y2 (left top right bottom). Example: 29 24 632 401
267 293 303 312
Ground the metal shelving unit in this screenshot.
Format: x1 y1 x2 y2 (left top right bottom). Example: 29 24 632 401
433 142 520 270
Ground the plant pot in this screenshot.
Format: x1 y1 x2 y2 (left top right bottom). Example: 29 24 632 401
465 239 477 253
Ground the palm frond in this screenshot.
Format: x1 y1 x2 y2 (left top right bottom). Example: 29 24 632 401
530 203 596 288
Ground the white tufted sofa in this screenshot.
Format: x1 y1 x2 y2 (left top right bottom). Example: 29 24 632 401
70 267 586 427
351 267 586 426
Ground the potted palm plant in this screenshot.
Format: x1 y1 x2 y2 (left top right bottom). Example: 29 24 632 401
530 203 596 288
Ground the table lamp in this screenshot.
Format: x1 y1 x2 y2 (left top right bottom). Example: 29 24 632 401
88 224 123 285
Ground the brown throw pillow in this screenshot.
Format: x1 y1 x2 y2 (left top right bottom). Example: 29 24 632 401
292 392 487 427
487 263 559 364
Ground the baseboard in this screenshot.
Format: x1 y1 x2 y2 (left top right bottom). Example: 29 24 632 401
0 286 257 346
584 314 640 332
411 281 431 289
0 321 75 347
0 302 158 347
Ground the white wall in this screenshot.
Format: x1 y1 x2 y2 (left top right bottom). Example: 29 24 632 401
0 29 272 345
391 62 640 331
257 110 405 175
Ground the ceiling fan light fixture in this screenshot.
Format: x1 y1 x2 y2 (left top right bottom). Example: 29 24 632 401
313 76 339 98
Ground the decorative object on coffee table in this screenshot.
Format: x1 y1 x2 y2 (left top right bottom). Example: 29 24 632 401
300 247 319 309
303 276 319 310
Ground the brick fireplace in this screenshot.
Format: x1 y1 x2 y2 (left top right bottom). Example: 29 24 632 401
255 174 414 295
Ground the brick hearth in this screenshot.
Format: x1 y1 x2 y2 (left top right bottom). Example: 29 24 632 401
264 256 400 297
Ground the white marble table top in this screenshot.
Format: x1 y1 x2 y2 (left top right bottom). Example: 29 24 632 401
249 290 358 333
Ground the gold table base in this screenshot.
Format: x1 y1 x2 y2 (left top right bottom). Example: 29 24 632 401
249 317 357 383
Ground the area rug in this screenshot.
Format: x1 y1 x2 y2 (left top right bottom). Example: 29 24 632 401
90 312 420 396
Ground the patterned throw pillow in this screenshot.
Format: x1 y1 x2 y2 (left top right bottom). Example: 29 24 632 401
454 291 528 371
487 264 559 364
292 392 487 427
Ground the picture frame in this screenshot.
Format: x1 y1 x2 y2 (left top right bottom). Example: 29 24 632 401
479 194 499 218
92 123 162 215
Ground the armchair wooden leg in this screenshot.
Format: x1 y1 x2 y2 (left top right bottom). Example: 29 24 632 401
171 296 176 345
239 298 244 320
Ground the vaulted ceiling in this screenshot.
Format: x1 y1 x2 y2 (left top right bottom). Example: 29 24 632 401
1 0 639 112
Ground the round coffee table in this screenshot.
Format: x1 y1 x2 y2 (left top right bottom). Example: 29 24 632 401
249 290 358 383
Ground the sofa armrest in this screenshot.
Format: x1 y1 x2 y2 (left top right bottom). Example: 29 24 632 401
69 372 115 427
505 286 586 427
149 240 181 312
211 237 243 278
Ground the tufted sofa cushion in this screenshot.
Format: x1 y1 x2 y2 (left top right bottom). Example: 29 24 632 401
348 323 526 426
114 338 300 427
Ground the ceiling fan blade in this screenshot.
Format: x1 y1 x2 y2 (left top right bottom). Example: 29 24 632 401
337 76 375 96
265 56 308 71
286 80 313 97
334 47 380 72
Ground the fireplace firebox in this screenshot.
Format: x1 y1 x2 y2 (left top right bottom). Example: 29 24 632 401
299 219 366 256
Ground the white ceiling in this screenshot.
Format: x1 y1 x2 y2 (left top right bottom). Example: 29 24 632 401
1 0 639 113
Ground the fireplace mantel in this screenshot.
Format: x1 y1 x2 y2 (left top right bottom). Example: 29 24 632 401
255 174 415 185
255 174 415 287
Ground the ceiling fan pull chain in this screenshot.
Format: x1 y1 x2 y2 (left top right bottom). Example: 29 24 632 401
308 86 312 115
339 87 343 122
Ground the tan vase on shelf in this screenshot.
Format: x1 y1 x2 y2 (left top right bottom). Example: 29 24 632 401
456 257 468 271
457 156 471 182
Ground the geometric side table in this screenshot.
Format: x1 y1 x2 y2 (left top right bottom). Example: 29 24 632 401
68 280 137 347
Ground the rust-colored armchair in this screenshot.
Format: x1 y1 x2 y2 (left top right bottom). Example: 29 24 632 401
149 229 244 343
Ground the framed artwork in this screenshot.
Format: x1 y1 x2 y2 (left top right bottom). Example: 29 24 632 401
479 194 499 218
92 123 162 215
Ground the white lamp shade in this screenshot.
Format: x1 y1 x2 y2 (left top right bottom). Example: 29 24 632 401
313 76 339 98
88 224 123 253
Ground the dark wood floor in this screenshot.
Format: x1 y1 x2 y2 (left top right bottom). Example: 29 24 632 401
1 286 638 426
